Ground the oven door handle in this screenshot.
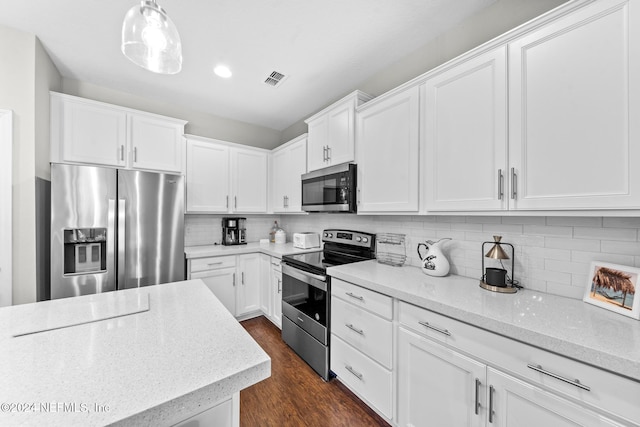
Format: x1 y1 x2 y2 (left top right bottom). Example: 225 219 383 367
282 264 327 292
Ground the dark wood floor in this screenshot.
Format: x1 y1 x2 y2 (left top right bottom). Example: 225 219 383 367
240 316 391 427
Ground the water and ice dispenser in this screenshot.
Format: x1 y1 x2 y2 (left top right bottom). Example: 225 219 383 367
63 228 107 275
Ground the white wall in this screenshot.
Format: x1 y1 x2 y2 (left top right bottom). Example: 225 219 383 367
0 24 61 305
280 0 568 143
0 25 37 305
61 78 283 150
280 215 640 301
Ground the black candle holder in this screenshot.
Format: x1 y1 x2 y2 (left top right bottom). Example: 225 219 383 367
480 236 517 294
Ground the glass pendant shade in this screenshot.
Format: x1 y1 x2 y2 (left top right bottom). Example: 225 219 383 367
121 0 182 74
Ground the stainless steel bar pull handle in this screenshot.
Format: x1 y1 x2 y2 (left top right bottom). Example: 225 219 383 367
345 292 364 301
232 273 236 286
117 199 126 289
120 145 125 161
277 278 281 293
527 364 591 391
207 261 223 266
475 378 481 415
234 196 237 209
418 321 451 337
510 167 517 199
488 385 495 423
498 169 504 200
345 365 363 381
327 146 331 161
133 147 137 163
241 272 245 285
226 195 229 208
322 146 327 161
345 323 364 335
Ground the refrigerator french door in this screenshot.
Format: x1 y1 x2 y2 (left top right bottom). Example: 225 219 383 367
51 163 184 300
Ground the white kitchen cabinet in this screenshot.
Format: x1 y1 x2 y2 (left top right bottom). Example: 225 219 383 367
356 85 420 213
232 148 268 213
187 254 262 320
271 134 307 213
508 0 640 210
396 300 640 427
305 91 373 172
259 254 272 318
190 267 237 316
423 47 508 212
330 279 393 421
51 93 127 167
185 138 230 213
173 393 239 427
185 135 268 214
270 258 282 327
128 113 184 173
397 327 485 427
486 368 621 427
236 253 262 317
50 92 186 173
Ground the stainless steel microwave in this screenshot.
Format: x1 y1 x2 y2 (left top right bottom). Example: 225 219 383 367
301 163 357 213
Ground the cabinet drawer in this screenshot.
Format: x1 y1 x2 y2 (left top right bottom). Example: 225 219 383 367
332 278 392 319
399 301 640 424
190 256 236 273
331 334 392 420
331 296 392 369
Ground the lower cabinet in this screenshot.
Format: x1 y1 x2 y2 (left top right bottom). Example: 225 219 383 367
172 392 239 427
187 254 262 320
191 267 237 316
487 368 621 427
260 255 283 328
397 327 485 427
330 279 393 421
236 253 261 317
396 300 639 427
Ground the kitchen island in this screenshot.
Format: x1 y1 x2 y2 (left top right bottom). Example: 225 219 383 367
0 280 270 426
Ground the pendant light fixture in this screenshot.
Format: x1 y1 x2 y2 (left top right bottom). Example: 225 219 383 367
121 0 182 74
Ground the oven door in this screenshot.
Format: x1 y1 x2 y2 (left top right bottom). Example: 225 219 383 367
281 264 328 345
301 163 356 212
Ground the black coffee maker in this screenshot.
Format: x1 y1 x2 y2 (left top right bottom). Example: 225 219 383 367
222 217 246 246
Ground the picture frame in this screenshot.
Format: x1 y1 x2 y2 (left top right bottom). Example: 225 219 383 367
583 261 640 320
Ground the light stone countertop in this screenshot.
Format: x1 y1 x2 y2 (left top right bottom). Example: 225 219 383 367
0 280 270 427
184 241 321 259
327 260 640 383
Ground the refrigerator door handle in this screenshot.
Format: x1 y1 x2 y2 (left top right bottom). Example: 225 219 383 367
108 199 117 286
118 199 126 289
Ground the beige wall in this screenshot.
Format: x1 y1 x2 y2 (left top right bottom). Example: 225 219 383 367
280 0 568 143
61 78 283 150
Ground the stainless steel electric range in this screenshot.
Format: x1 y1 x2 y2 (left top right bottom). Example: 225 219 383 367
281 229 376 380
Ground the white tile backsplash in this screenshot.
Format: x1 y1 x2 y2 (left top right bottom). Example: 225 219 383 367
185 215 280 246
278 214 640 300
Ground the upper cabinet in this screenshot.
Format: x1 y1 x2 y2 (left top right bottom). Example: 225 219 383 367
508 0 640 210
419 0 639 213
305 91 373 172
185 135 268 214
423 47 508 212
271 134 307 213
50 92 186 174
356 86 420 213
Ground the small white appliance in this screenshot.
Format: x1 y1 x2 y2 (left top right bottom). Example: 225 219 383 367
293 232 321 249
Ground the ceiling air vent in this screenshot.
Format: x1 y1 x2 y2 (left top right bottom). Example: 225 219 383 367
264 71 287 87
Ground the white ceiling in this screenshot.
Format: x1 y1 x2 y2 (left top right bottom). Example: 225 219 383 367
0 0 496 131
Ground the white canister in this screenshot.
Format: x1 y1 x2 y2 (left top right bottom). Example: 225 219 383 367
275 229 286 244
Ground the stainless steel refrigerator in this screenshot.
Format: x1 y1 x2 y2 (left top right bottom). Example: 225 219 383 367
50 163 184 300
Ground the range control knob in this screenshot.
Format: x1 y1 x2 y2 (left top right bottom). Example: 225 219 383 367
328 233 333 238
355 236 362 242
324 232 329 238
362 237 369 243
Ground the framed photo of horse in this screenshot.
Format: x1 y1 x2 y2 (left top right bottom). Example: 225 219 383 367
584 261 640 319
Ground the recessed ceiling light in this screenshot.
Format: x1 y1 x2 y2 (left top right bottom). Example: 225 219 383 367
214 65 232 78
